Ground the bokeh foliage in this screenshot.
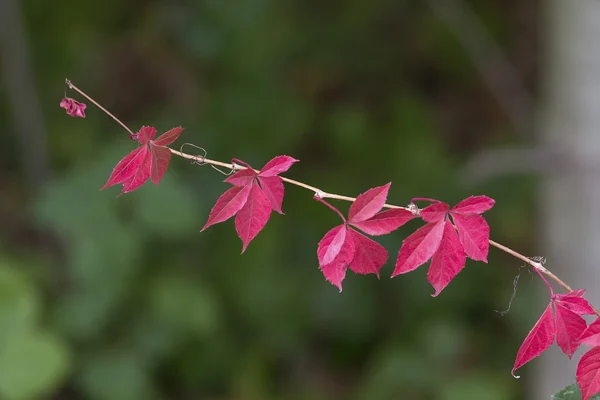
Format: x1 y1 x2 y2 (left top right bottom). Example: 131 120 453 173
0 0 541 398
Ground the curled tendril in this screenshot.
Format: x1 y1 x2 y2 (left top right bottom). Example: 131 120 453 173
179 143 233 175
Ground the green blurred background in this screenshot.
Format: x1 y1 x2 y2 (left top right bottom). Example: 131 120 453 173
0 0 546 399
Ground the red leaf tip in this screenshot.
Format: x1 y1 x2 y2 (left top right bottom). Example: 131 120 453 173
60 97 86 118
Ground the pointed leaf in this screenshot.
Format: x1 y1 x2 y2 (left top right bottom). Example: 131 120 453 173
420 202 449 223
235 184 273 253
579 317 600 347
152 126 183 146
201 184 252 231
348 183 390 223
101 146 147 189
320 230 355 291
121 148 151 194
451 195 495 214
259 156 299 177
317 225 348 266
347 229 387 276
512 303 555 377
556 293 596 316
258 176 285 214
427 219 467 296
577 347 600 400
225 169 256 187
137 126 157 145
350 208 416 236
392 219 445 277
555 302 586 359
150 145 172 185
451 214 490 262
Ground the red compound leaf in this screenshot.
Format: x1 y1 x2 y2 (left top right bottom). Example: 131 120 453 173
427 218 466 296
512 303 555 378
235 183 273 253
60 97 87 118
580 317 600 347
202 156 297 251
554 302 587 359
577 347 600 400
420 202 450 223
102 126 182 193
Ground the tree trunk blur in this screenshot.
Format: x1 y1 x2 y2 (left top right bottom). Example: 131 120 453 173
536 0 600 397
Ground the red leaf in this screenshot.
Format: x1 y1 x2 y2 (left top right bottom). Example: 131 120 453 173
137 126 157 145
201 184 252 231
149 145 172 185
580 318 600 347
101 146 147 190
121 148 151 194
348 183 390 223
320 229 355 291
420 202 450 223
259 155 299 177
555 302 587 359
427 219 466 296
577 347 600 400
225 169 256 187
350 208 416 236
235 183 273 253
392 219 445 277
450 214 490 262
318 225 348 266
258 176 285 214
555 291 596 316
512 303 555 377
451 195 495 214
60 97 86 118
347 229 387 277
152 126 183 146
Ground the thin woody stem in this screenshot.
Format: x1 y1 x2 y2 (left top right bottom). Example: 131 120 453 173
69 80 594 314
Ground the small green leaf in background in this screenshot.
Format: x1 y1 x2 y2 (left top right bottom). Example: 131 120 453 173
0 331 69 400
552 383 600 400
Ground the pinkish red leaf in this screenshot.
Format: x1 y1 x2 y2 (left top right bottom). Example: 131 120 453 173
427 219 466 296
350 208 416 236
512 303 555 377
152 126 183 146
201 184 252 231
392 219 445 277
555 302 587 359
137 126 157 145
320 229 356 291
318 225 348 266
579 318 600 347
450 214 490 262
258 176 285 214
420 202 450 223
150 145 172 185
225 169 256 187
101 146 147 190
347 229 387 276
235 183 273 253
121 148 151 194
555 291 596 316
451 195 495 214
259 155 299 177
577 347 600 400
60 97 86 118
348 183 390 223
